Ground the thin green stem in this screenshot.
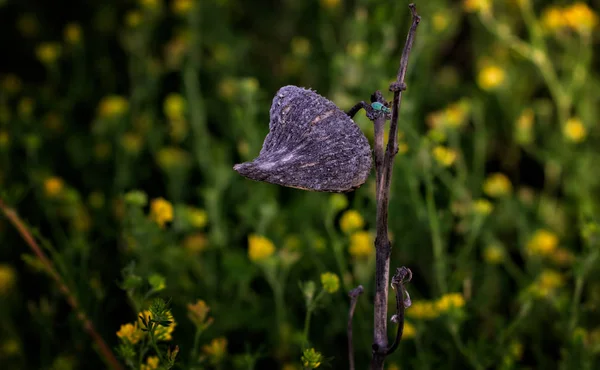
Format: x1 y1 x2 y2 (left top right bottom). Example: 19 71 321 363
424 169 447 294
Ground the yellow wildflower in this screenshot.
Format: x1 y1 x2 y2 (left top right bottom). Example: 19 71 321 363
463 0 491 13
186 207 208 228
473 199 493 216
526 229 558 256
541 7 564 31
98 95 128 118
0 131 9 148
349 231 373 259
121 132 143 154
515 108 534 144
398 142 409 154
432 146 457 167
339 209 364 233
483 173 512 197
407 300 438 320
141 356 159 370
403 321 416 340
183 232 207 254
483 244 504 264
156 147 191 169
64 23 82 45
530 269 564 297
432 12 449 32
172 0 194 15
35 43 61 64
0 338 21 356
44 177 64 197
477 65 505 90
150 197 174 228
291 37 311 57
125 11 143 28
218 78 237 100
436 293 466 313
187 299 213 329
116 323 144 344
347 41 368 59
163 93 186 120
563 117 587 143
427 128 447 143
329 194 348 213
248 234 275 262
564 3 598 35
320 0 340 9
202 337 228 364
0 264 16 295
301 348 323 369
320 272 340 294
138 310 177 341
240 77 259 94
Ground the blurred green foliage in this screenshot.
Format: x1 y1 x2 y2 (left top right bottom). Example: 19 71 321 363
1 0 600 369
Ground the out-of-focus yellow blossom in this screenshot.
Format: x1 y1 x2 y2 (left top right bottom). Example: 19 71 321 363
427 128 447 143
150 197 174 228
140 356 159 370
172 0 194 15
563 117 587 143
18 97 35 118
320 272 340 293
483 173 512 197
320 0 340 10
542 3 598 35
550 247 575 266
202 337 227 364
407 300 439 320
17 14 39 38
339 209 364 233
44 177 64 197
248 234 275 262
483 244 504 264
329 193 348 212
509 340 524 359
301 348 323 369
183 232 207 254
116 322 144 344
124 189 148 207
347 41 368 59
0 338 21 357
530 269 564 297
515 108 534 144
187 299 213 329
125 11 143 28
526 229 558 256
313 237 326 252
240 77 259 94
432 12 450 32
156 146 191 170
64 23 82 44
291 37 311 57
473 199 493 216
98 95 128 118
163 93 186 120
1 74 22 94
138 310 176 341
349 231 372 258
403 321 416 340
0 131 9 148
398 142 409 154
433 146 457 167
0 264 16 295
463 0 491 13
35 43 61 64
477 65 505 91
436 293 466 313
121 132 143 154
218 78 237 100
186 207 208 228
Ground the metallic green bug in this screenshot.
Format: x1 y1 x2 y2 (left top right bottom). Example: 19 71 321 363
371 102 390 114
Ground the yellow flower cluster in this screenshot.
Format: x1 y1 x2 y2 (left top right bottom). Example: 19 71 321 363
98 95 129 118
320 272 340 294
483 173 512 197
515 108 534 144
64 23 82 45
139 310 177 341
463 0 491 14
427 100 471 130
436 293 466 312
433 146 458 167
473 199 493 216
248 234 275 262
186 207 208 228
529 269 564 297
150 197 174 228
35 43 61 64
140 356 159 370
183 232 207 254
44 176 64 198
301 347 323 369
0 264 16 295
525 229 558 256
477 65 505 91
483 244 504 264
172 0 194 15
563 117 587 143
349 231 373 258
202 337 228 364
339 209 364 233
116 322 144 344
187 299 213 330
541 3 598 35
403 321 416 340
408 293 466 320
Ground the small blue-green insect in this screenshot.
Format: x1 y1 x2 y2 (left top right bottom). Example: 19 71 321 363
371 102 391 114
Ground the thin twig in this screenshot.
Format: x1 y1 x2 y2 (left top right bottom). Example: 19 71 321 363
385 267 412 356
0 198 124 370
370 5 420 370
347 285 364 370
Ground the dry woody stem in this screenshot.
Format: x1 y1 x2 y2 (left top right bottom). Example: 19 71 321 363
0 198 124 370
347 285 364 370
